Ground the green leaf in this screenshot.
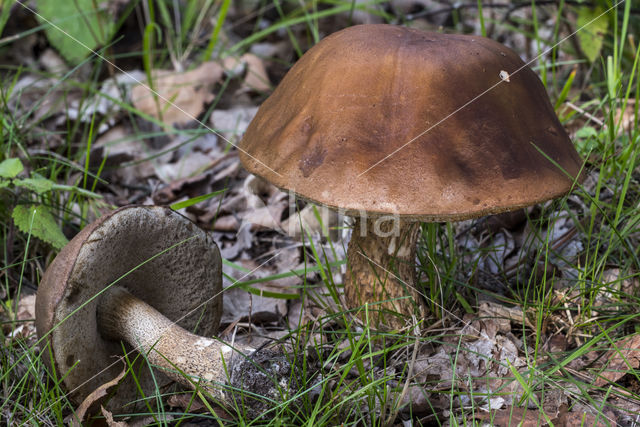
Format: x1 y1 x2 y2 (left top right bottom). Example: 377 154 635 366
14 177 55 194
35 0 117 64
12 205 69 250
170 189 227 211
576 6 609 62
0 158 24 179
575 126 598 139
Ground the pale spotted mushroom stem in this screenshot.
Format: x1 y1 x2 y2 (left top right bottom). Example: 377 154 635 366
96 286 292 415
345 218 422 328
36 206 296 418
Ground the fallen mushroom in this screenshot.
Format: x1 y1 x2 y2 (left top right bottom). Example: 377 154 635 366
238 24 583 328
36 205 297 417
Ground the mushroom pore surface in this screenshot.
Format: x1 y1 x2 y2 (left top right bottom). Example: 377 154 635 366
36 206 222 410
37 206 299 415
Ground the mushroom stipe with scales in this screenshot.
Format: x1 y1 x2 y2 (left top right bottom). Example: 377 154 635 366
239 24 583 329
36 206 297 417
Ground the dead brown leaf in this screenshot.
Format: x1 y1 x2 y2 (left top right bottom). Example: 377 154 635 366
239 53 272 92
167 393 205 412
101 405 129 426
131 61 224 126
212 215 240 232
475 407 552 426
282 204 340 241
4 294 37 340
69 362 127 426
477 301 535 330
223 54 272 92
615 100 638 133
554 405 617 427
602 268 639 297
17 294 36 322
595 334 640 387
155 151 213 183
241 203 288 231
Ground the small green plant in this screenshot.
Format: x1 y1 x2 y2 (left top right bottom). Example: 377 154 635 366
0 157 101 249
34 0 118 64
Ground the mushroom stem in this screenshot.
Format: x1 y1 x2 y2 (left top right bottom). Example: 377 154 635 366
344 217 425 328
97 286 295 415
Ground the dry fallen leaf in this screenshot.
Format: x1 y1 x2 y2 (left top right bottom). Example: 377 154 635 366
554 405 617 427
131 61 224 126
5 294 37 340
239 53 272 92
241 203 288 231
223 53 271 92
475 407 552 426
615 100 638 133
101 405 129 427
155 151 213 183
595 334 640 387
17 294 36 322
167 393 205 412
69 362 127 426
281 204 340 241
601 267 639 297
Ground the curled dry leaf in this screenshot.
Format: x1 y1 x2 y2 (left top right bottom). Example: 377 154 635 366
223 53 271 92
154 151 213 183
241 202 288 231
100 406 128 427
131 61 224 126
69 362 127 426
281 204 341 241
239 174 289 232
212 215 241 232
243 174 280 209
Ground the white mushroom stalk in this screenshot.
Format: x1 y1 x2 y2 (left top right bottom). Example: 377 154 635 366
97 286 295 415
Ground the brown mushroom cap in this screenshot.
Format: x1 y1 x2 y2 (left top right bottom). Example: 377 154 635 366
35 205 222 410
239 24 583 220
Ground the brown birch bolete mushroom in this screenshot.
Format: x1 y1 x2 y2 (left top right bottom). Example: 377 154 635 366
238 24 583 328
36 205 296 416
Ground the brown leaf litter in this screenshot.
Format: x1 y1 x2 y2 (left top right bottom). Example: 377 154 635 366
131 61 224 126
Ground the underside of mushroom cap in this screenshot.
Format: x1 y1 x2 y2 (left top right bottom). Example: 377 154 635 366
36 205 222 410
239 24 583 220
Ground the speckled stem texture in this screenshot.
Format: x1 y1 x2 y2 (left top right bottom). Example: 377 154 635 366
345 217 424 329
97 286 297 417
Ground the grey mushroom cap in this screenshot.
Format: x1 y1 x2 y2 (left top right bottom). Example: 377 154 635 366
36 205 222 410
